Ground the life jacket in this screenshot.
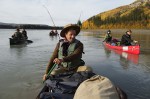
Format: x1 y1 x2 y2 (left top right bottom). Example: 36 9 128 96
58 39 83 70
104 34 112 43
106 34 112 42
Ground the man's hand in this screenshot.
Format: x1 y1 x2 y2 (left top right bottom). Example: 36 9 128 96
134 40 138 43
53 58 63 64
43 74 47 81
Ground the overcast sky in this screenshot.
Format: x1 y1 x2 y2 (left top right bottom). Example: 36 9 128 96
0 0 135 26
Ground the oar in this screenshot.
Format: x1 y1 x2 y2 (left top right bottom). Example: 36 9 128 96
36 63 57 99
43 63 57 83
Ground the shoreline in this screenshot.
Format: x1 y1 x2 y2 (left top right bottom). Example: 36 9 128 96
81 29 150 34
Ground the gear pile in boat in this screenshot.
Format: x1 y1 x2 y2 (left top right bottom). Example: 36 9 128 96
37 70 127 99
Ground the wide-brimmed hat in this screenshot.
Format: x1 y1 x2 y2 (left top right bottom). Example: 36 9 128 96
60 24 80 37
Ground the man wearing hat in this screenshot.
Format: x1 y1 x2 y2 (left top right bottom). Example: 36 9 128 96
43 24 84 81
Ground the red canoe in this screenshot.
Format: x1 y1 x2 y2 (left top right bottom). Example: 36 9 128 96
103 42 140 55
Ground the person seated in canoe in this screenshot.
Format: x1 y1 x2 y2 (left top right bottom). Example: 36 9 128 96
21 28 28 40
103 30 112 43
54 30 58 35
120 30 138 46
43 24 85 81
12 28 23 40
49 30 55 36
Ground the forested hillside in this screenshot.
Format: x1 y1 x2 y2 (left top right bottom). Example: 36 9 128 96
82 0 150 29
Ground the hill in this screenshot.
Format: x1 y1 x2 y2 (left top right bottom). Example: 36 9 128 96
82 0 150 29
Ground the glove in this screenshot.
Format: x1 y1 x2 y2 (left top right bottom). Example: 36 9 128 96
134 40 138 43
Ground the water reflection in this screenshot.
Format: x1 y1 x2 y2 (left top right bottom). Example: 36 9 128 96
9 44 27 48
104 47 111 58
115 50 139 65
119 55 130 69
9 44 27 58
104 46 139 65
49 35 59 41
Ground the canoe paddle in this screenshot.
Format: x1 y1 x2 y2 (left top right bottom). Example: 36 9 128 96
36 63 57 99
43 63 57 83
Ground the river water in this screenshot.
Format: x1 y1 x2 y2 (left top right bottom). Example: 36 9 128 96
0 29 150 99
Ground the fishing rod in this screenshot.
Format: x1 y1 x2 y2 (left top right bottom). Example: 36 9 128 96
77 11 82 26
78 11 82 21
43 5 61 39
43 5 56 27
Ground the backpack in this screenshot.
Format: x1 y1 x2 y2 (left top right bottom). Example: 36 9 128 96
74 75 127 99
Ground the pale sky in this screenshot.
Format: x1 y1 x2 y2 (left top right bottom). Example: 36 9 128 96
0 0 135 26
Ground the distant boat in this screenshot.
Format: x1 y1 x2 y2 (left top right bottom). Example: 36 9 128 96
9 38 33 45
103 42 140 55
49 30 58 36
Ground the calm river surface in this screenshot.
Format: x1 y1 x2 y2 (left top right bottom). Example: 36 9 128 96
0 29 150 99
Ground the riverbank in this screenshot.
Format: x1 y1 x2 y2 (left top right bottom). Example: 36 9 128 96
81 29 150 34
